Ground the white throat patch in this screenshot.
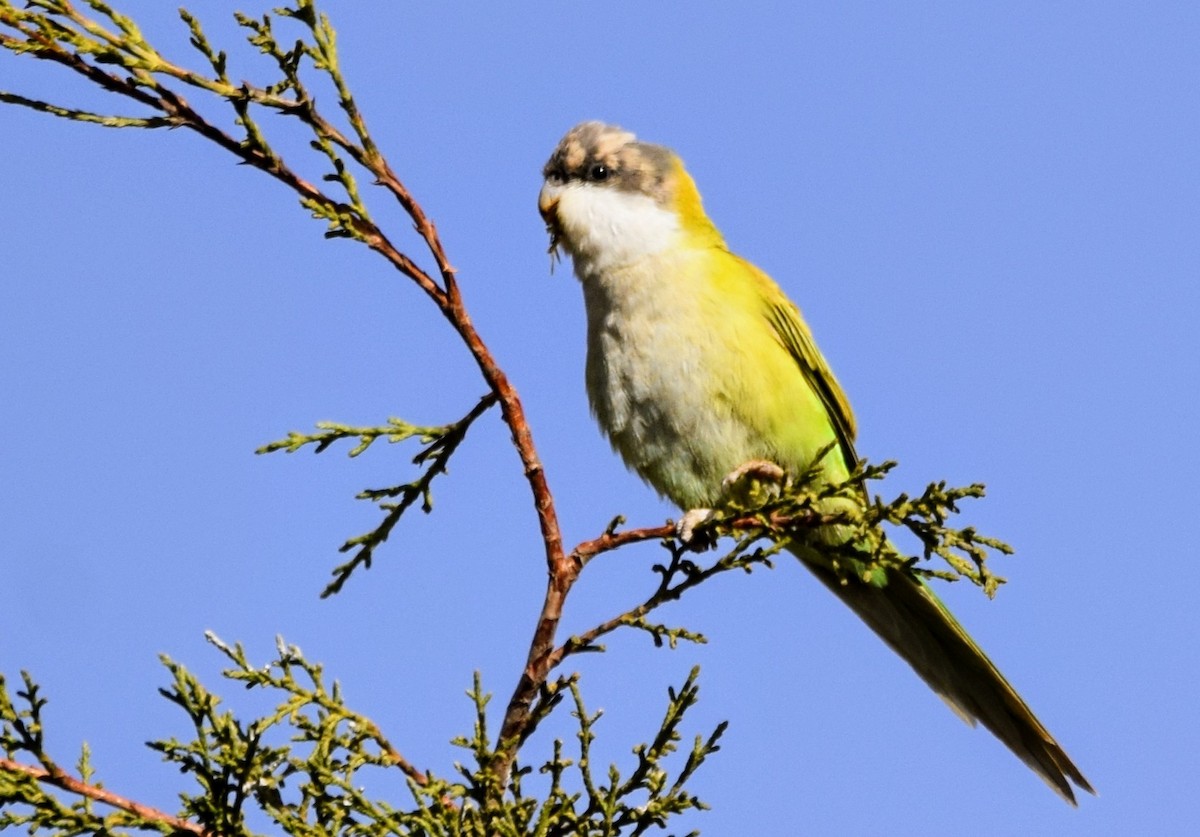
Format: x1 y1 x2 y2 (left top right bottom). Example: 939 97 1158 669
550 181 681 279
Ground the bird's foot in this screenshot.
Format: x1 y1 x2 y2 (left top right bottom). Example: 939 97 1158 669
674 462 787 551
722 459 788 506
675 508 716 551
722 459 786 489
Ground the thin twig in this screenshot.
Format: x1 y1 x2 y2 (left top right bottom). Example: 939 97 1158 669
359 718 435 790
0 757 208 836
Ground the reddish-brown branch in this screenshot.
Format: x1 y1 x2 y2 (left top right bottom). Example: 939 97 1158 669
281 96 562 569
570 524 675 564
490 526 674 779
488 506 839 778
488 527 671 775
360 721 461 812
268 96 456 286
569 509 830 569
362 720 431 788
317 99 572 776
334 105 571 761
0 757 208 835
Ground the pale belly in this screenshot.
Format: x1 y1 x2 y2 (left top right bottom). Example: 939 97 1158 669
584 285 770 510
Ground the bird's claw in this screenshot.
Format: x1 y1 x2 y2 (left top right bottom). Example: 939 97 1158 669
672 462 787 551
722 459 787 489
721 459 788 506
675 508 716 551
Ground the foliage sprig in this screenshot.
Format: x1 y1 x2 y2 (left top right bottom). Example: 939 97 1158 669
2 645 723 836
257 394 498 597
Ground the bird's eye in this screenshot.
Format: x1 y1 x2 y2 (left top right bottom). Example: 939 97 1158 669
587 163 611 182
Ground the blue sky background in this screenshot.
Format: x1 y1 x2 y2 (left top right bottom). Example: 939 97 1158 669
2 2 1198 834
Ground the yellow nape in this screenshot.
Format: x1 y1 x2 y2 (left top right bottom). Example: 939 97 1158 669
667 157 726 248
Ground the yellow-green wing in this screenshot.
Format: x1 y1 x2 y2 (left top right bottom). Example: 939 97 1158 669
759 285 859 469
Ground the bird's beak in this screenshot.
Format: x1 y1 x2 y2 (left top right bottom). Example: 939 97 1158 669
538 181 564 266
537 181 559 223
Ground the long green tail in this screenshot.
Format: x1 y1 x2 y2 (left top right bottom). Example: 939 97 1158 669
796 548 1095 804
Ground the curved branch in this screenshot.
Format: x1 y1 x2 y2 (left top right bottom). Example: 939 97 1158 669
3 2 565 573
2 0 569 800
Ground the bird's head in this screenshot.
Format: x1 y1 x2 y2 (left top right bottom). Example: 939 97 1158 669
538 122 723 276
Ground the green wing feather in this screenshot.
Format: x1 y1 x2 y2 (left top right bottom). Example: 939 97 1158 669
757 270 1094 803
764 297 859 470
